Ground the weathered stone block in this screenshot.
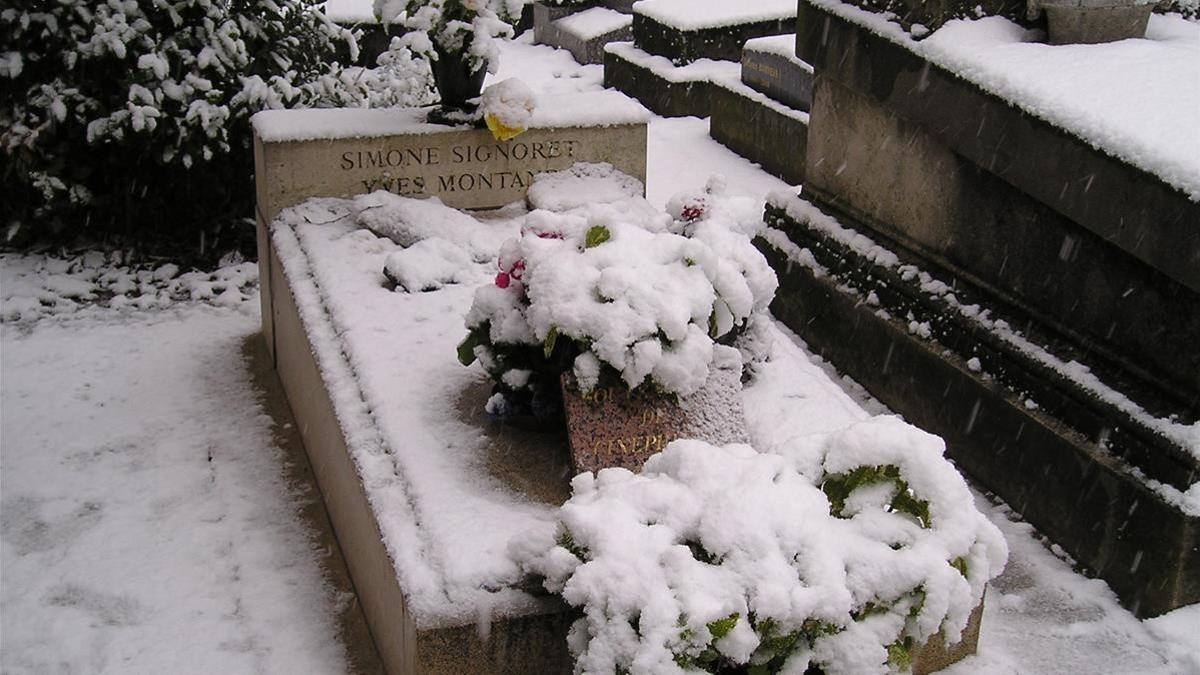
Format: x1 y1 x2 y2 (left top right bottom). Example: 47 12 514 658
633 12 794 63
798 1 1200 297
534 4 633 64
252 97 648 223
533 2 579 45
797 1 1200 400
603 43 722 117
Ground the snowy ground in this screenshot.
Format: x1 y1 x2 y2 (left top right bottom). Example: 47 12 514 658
2 33 1198 675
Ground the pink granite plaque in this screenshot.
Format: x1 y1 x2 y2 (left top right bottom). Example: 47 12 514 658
560 364 750 474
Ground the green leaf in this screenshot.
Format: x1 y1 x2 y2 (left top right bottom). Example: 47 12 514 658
890 485 932 529
556 527 588 561
456 327 485 366
544 326 558 358
821 465 931 528
585 225 611 248
950 556 969 578
887 638 913 670
707 613 739 640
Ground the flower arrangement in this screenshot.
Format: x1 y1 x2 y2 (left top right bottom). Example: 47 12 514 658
457 172 777 422
514 418 1008 674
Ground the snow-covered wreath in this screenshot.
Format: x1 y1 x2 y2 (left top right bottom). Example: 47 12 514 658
514 418 1007 674
458 171 778 419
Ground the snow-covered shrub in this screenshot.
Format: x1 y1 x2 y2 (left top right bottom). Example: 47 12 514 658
516 417 1008 675
458 173 777 419
376 0 520 75
1162 0 1198 19
0 0 432 259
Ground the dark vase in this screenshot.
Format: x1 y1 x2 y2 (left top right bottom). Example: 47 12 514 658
428 42 487 123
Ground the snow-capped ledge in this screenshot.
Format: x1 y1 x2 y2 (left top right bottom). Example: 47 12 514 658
251 90 651 143
807 0 1200 203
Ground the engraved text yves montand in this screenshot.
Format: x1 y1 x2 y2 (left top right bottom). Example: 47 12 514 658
341 137 582 197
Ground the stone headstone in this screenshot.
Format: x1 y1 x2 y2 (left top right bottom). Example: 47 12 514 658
741 37 814 112
251 91 649 223
560 363 750 474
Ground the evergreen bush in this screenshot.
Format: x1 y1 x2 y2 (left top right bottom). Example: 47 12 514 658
0 0 433 262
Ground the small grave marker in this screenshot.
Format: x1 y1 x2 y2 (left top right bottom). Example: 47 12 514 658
741 40 814 112
561 364 750 474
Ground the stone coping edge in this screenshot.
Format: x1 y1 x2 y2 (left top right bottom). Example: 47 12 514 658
763 201 1198 490
259 218 573 673
251 91 651 144
757 218 1200 618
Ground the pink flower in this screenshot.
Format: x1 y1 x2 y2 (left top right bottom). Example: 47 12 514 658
680 200 706 223
495 272 510 288
510 260 525 281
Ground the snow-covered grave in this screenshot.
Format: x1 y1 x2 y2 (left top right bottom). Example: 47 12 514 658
252 82 1009 669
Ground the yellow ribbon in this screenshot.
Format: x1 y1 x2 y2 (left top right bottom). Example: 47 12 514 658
485 112 526 141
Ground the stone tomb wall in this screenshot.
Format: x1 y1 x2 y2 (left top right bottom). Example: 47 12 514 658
254 120 648 223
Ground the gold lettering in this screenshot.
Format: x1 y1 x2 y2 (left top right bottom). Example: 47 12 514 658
639 408 664 425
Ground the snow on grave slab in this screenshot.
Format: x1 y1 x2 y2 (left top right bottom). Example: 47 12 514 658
631 0 797 62
603 41 740 117
556 6 633 40
633 0 797 30
251 90 650 221
260 184 999 671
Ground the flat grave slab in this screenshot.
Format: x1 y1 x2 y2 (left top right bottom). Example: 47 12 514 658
741 34 814 112
632 0 796 62
258 194 996 672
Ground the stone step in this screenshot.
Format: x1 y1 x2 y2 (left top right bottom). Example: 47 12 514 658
709 78 808 184
632 0 796 63
758 194 1200 618
603 42 739 117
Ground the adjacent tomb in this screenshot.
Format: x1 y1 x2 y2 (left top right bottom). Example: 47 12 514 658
533 2 633 64
759 0 1199 617
604 0 798 118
